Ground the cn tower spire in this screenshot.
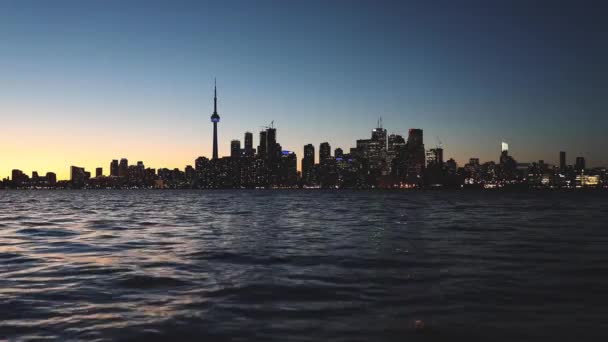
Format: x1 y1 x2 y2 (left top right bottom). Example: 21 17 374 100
210 78 221 160
213 78 217 115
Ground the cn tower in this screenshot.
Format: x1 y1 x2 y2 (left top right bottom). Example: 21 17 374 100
210 79 220 160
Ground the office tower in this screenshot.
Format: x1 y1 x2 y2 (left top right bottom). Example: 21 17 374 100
258 130 267 159
408 129 424 147
195 156 209 172
320 142 331 165
279 151 298 187
334 148 344 159
575 157 586 171
446 158 458 174
407 128 426 177
427 148 444 167
499 141 517 180
560 151 566 170
96 167 103 178
266 128 277 159
244 132 254 156
231 140 241 158
185 165 195 181
388 134 405 153
46 172 57 185
119 158 128 177
371 118 387 150
210 79 220 160
302 144 315 184
70 166 86 188
110 160 119 177
387 133 406 172
11 169 27 186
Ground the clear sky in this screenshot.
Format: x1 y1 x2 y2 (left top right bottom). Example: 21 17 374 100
1 0 606 180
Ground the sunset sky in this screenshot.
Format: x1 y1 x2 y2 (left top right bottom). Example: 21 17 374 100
1 0 606 180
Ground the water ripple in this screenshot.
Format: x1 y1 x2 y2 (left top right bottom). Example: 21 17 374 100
0 190 607 341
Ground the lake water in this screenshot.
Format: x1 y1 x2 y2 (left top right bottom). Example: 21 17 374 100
1 190 607 341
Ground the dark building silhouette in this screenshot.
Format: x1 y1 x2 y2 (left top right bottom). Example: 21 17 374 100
560 151 566 170
110 160 119 177
244 132 254 157
119 158 128 177
231 140 241 158
576 157 586 171
46 172 57 185
70 166 87 188
210 79 220 160
335 148 344 159
320 142 331 165
279 151 298 187
258 130 267 159
427 148 444 167
96 167 103 178
302 144 315 185
11 169 28 187
407 128 426 178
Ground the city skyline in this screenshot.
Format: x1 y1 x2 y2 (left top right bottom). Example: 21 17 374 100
1 0 607 180
2 83 603 190
1 80 604 181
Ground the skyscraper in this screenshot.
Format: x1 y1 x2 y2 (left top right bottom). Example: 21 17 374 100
119 158 128 177
407 129 425 178
110 160 119 177
334 148 344 159
320 142 331 165
70 166 86 188
426 148 444 167
258 130 267 159
302 144 315 185
210 79 220 160
244 132 254 157
560 151 566 170
266 128 277 162
96 167 103 178
575 157 586 171
231 140 241 158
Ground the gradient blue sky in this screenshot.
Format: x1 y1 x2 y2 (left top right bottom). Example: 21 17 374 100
1 0 606 179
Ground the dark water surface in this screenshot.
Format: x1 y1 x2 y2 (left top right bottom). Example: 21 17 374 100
1 190 607 341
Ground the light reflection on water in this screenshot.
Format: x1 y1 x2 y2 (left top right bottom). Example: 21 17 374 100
1 190 607 341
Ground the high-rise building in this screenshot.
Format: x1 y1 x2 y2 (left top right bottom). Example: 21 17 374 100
244 132 254 157
334 148 344 159
575 157 586 171
320 142 331 165
302 144 315 185
407 128 426 178
11 169 28 186
46 172 57 185
560 151 566 170
371 125 387 150
119 158 128 177
408 129 424 147
210 79 221 160
96 167 103 178
258 130 267 159
426 148 444 167
71 166 86 188
231 140 241 158
279 151 298 187
110 160 119 177
266 128 278 161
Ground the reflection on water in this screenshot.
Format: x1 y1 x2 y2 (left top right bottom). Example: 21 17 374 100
1 190 607 341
